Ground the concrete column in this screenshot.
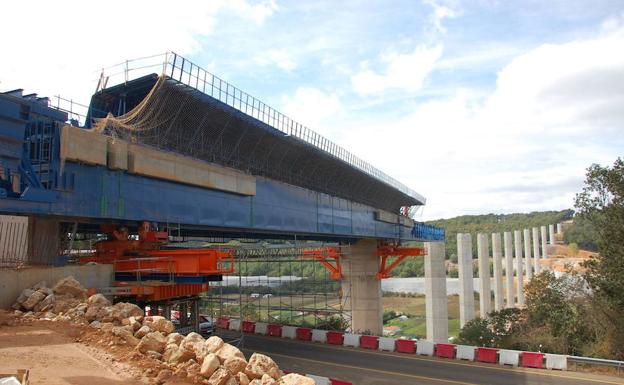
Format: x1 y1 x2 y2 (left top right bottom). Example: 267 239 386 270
457 233 475 328
532 227 541 274
523 228 533 280
492 233 504 312
540 225 548 260
556 223 562 234
514 230 525 306
548 224 556 245
503 232 514 308
425 241 448 343
343 239 382 335
476 233 491 318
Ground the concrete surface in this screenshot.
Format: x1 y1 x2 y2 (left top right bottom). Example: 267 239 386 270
424 241 448 343
492 233 504 311
476 233 491 317
523 228 533 280
514 230 525 306
532 227 541 274
457 233 475 328
503 231 515 308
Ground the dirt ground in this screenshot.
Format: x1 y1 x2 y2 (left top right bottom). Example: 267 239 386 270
0 311 186 385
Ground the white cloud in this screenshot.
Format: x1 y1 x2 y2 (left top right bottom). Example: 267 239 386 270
341 21 624 219
254 49 297 71
351 45 443 96
281 87 342 136
424 0 460 33
0 0 277 111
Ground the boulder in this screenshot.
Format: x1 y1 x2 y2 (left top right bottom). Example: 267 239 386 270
37 287 54 296
22 290 46 310
85 305 102 322
207 367 231 385
100 322 114 333
112 326 140 346
181 332 204 356
244 353 280 380
31 281 48 290
155 369 173 385
281 373 316 385
216 343 245 364
16 289 34 305
90 320 102 328
112 302 144 321
96 306 114 323
260 374 277 385
166 345 195 365
137 332 167 353
236 372 250 385
52 276 87 298
53 294 80 314
122 316 142 332
87 294 111 307
33 294 55 312
143 316 175 334
166 332 184 346
224 378 238 385
199 353 220 378
135 325 152 339
204 336 224 354
224 357 247 375
146 350 163 360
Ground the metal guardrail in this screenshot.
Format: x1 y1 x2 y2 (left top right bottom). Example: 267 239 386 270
95 51 426 205
567 355 624 375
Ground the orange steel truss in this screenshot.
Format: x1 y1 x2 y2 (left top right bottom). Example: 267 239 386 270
376 245 427 279
301 246 342 280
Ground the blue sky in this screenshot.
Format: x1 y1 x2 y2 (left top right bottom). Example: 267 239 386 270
1 1 623 219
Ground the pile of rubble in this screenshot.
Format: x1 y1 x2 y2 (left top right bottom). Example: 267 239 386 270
11 276 315 385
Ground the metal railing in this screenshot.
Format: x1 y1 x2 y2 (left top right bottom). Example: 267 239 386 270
96 51 425 204
567 355 624 376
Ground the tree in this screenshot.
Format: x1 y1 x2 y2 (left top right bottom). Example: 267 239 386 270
457 318 493 346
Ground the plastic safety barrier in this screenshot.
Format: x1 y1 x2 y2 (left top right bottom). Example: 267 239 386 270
282 325 297 339
311 329 328 343
254 322 268 335
296 327 313 341
545 354 567 370
476 347 498 363
360 335 379 350
343 333 361 348
499 350 520 367
378 337 396 352
456 345 475 361
330 380 353 385
327 331 344 345
396 339 416 354
267 324 282 337
242 321 256 333
521 352 544 369
306 375 330 385
435 343 456 359
228 319 241 331
216 317 230 329
417 340 434 356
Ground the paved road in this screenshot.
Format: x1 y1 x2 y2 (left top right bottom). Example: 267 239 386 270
226 332 624 385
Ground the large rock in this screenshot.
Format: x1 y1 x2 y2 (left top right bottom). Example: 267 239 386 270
224 357 247 375
204 336 224 354
96 306 114 323
155 369 173 385
166 332 184 346
137 332 167 353
236 373 250 385
260 374 277 385
33 294 55 312
16 289 34 305
244 353 280 380
52 276 87 298
85 305 102 322
166 345 195 365
112 326 140 346
207 367 231 385
22 290 46 310
111 302 144 321
143 316 175 334
53 294 80 314
281 373 316 385
135 325 152 339
181 332 204 356
122 316 142 332
199 353 220 378
87 294 111 307
216 343 245 364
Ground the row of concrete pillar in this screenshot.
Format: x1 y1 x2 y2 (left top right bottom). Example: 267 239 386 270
457 224 560 328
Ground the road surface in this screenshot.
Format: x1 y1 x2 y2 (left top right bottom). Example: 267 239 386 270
228 332 623 385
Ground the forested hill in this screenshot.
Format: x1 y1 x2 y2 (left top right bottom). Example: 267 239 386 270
425 210 573 262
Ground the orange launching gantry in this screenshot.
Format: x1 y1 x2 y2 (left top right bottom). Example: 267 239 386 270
82 222 235 301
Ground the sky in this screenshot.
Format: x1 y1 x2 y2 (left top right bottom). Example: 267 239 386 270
1 1 623 220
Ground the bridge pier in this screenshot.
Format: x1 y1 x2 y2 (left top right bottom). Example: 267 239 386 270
425 241 448 343
457 233 475 328
540 225 548 259
548 224 556 245
343 239 383 335
514 230 525 306
476 233 491 318
492 233 504 311
503 231 514 308
532 227 541 274
523 228 533 280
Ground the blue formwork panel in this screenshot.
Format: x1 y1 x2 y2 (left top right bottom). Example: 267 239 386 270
412 222 445 241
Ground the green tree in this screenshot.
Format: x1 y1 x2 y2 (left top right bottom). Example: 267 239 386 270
457 318 493 346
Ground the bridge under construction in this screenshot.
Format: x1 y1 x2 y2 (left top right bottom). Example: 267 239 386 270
0 52 445 338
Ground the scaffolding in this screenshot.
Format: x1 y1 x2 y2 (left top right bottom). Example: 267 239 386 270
203 242 352 341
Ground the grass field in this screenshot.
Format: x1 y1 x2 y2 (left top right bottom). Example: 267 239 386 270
383 294 480 340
